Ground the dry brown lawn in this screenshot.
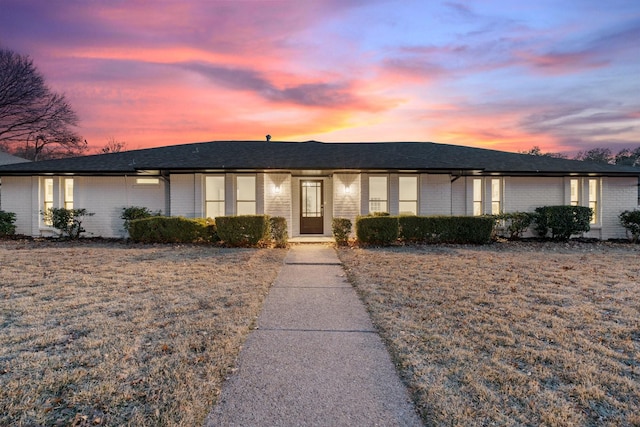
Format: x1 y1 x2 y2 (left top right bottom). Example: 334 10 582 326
339 241 640 427
0 239 286 426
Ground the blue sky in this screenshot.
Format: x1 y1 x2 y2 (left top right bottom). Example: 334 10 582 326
1 0 638 154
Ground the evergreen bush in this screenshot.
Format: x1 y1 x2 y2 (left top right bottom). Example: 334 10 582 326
533 206 592 241
0 210 16 236
332 217 352 246
42 208 95 239
619 209 640 243
128 216 216 243
216 215 270 247
356 215 399 245
269 216 288 248
121 206 161 233
495 212 535 239
398 215 495 244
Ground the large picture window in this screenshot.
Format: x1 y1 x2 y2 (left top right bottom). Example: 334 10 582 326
236 176 256 215
205 176 225 218
399 176 418 215
369 176 388 213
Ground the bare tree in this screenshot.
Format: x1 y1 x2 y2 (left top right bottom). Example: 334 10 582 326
574 147 614 164
0 48 85 160
519 146 567 158
100 137 128 153
614 147 640 167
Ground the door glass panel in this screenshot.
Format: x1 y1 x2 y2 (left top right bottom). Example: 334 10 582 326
302 181 322 217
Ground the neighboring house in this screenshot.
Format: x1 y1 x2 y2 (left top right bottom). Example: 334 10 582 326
0 140 638 239
0 151 30 209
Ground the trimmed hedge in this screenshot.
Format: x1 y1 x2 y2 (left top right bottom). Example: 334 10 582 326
269 216 288 248
216 215 270 247
533 206 592 241
128 216 217 243
0 210 16 236
356 215 399 245
398 215 495 244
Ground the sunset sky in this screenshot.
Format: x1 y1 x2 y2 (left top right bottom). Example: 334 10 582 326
1 0 639 154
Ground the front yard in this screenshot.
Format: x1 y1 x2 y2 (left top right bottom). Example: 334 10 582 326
339 241 640 426
0 240 286 426
2 238 639 426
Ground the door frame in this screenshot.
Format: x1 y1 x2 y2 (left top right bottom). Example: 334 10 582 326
299 179 324 234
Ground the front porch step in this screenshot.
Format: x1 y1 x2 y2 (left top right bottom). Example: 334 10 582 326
288 236 335 244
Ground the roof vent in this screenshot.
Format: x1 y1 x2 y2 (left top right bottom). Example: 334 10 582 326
266 134 271 142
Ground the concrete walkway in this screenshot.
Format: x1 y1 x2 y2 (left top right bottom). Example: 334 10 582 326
204 244 422 427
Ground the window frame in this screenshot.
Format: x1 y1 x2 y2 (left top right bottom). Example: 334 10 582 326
43 178 54 226
398 176 418 215
472 178 483 216
588 179 598 224
368 176 388 214
490 178 501 215
64 178 74 210
570 178 579 206
205 175 226 219
236 175 257 215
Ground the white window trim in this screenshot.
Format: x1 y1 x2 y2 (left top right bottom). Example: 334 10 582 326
205 175 226 219
236 175 257 215
398 175 418 215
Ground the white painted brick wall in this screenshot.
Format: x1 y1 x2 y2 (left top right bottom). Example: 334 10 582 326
505 177 564 212
264 173 292 236
1 176 35 235
76 176 166 238
170 174 197 217
598 176 638 240
423 174 452 215
333 173 361 235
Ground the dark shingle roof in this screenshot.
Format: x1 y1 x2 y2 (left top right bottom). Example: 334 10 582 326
0 151 30 166
0 140 638 176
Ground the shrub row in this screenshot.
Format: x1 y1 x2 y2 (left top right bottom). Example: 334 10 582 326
355 215 496 245
128 216 217 244
127 214 288 247
399 215 495 244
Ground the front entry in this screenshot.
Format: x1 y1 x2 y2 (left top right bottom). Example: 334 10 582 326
300 180 323 234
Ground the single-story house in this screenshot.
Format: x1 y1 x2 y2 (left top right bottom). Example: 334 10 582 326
0 140 638 240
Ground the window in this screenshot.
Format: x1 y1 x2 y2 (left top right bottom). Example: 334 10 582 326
205 176 225 218
43 178 54 225
136 177 160 185
64 178 74 209
236 176 256 215
369 176 388 213
473 178 482 216
570 179 579 206
491 178 501 215
588 179 598 224
399 176 418 215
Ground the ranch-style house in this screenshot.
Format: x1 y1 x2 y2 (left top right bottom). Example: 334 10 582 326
0 140 638 240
